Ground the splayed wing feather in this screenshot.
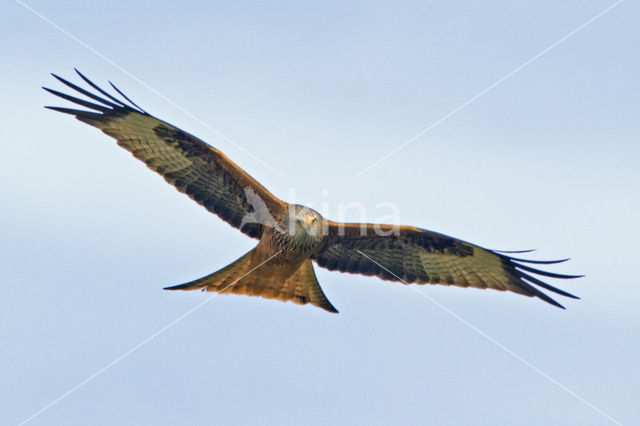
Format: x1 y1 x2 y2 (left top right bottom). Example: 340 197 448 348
511 262 583 279
74 69 129 108
109 81 147 113
494 249 536 254
51 73 121 109
507 256 570 265
43 87 112 113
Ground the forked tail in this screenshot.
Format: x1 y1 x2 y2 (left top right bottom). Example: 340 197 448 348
164 248 338 313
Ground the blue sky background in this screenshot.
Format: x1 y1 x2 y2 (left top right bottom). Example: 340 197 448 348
1 1 638 425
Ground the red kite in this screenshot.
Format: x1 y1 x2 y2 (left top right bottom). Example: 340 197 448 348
44 71 580 313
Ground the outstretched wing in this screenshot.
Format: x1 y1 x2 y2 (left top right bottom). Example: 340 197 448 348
313 222 581 308
44 70 287 239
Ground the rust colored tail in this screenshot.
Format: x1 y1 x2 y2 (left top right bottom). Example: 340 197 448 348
164 249 338 313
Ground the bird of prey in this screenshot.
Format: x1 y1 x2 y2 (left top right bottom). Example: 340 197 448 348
44 70 581 313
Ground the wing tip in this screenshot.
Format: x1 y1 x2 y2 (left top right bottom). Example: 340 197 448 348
530 288 566 309
323 303 340 314
496 250 582 308
163 284 187 291
47 69 146 114
514 262 584 280
509 257 571 265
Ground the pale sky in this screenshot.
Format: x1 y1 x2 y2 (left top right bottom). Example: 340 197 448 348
1 1 639 425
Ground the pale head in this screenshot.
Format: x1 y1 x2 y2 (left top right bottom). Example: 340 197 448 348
285 204 325 241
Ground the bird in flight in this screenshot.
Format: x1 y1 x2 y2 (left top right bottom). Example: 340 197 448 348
44 70 581 313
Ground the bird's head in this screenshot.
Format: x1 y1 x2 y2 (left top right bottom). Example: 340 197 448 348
285 205 325 241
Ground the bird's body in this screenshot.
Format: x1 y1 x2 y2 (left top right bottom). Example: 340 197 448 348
44 70 581 313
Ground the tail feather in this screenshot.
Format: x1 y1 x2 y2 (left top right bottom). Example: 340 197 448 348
277 260 338 313
164 249 338 313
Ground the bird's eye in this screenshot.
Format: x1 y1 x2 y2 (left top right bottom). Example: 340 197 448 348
312 218 317 224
